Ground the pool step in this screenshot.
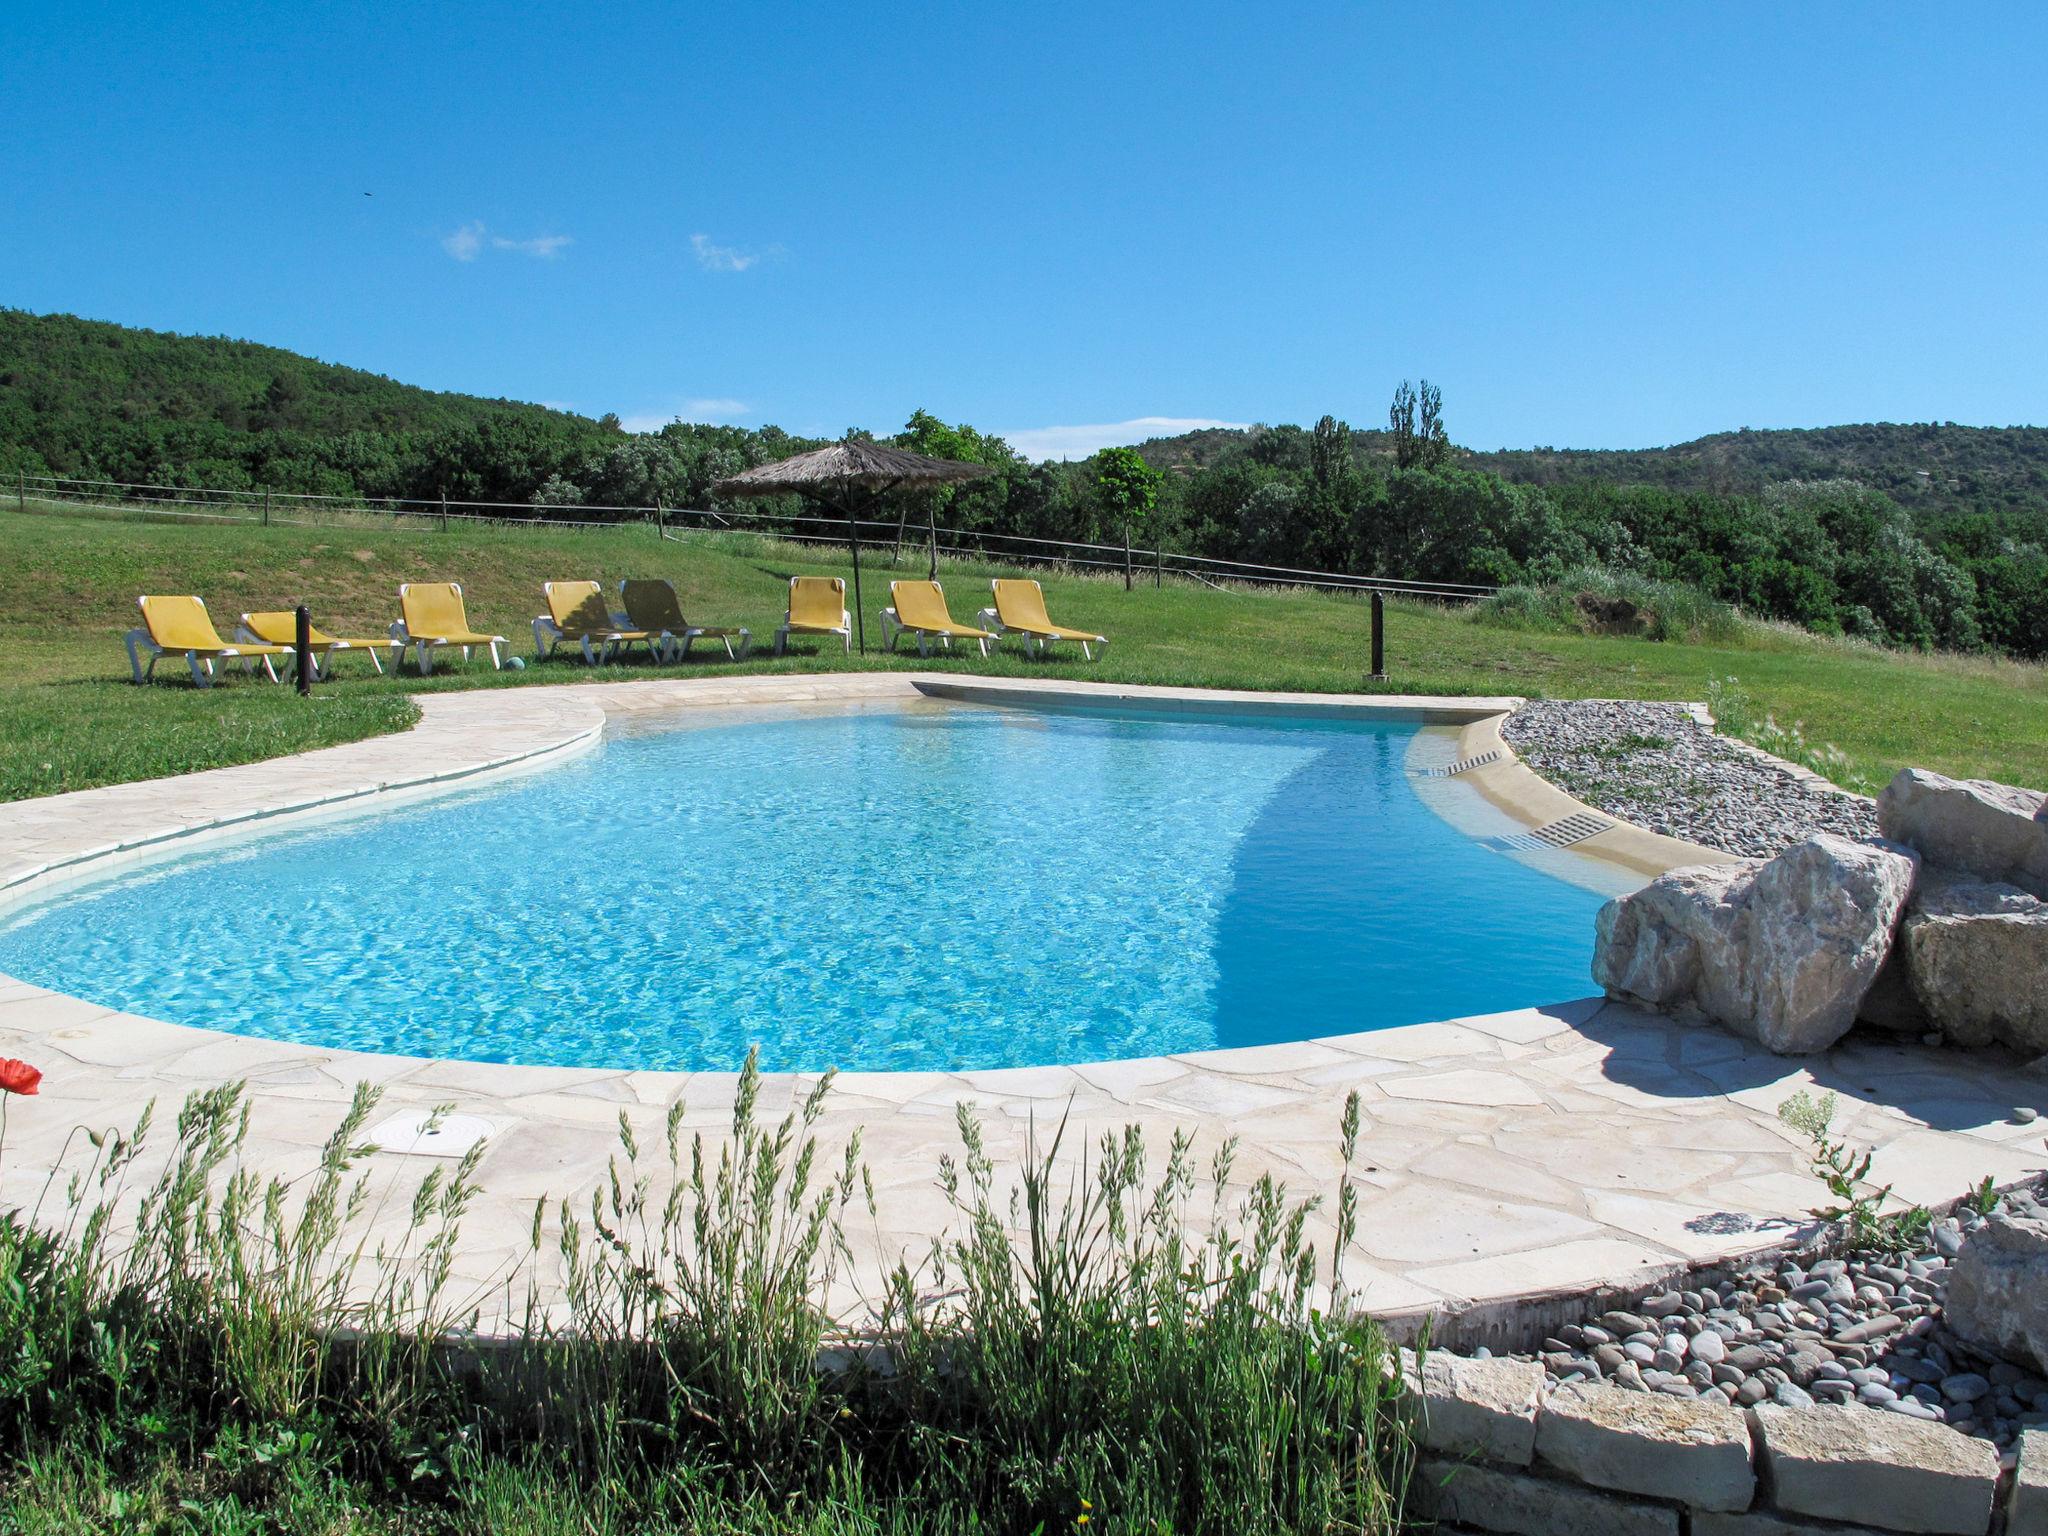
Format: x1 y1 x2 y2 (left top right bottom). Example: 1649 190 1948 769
1419 748 1504 778
1489 811 1616 853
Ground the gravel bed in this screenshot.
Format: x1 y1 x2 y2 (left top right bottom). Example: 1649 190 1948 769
1480 1182 2048 1469
1500 699 1878 859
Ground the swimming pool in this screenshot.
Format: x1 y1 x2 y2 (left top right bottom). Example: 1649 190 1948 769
0 700 1607 1072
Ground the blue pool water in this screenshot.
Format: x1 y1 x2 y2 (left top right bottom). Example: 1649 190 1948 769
0 703 1605 1072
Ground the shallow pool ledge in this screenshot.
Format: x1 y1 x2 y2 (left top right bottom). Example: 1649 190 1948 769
910 675 1524 724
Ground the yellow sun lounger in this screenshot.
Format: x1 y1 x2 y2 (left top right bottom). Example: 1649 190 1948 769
237 610 395 678
389 582 506 675
882 580 996 658
773 576 852 656
532 580 660 666
125 595 291 687
978 578 1110 661
618 578 751 661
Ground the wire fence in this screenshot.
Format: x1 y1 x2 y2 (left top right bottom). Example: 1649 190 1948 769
10 471 1500 602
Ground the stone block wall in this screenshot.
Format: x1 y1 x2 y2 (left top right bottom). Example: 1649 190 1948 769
1406 1353 2046 1535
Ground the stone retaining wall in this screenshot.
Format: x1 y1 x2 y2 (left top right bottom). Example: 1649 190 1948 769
1408 1352 2047 1535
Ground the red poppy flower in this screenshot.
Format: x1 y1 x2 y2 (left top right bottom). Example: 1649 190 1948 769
0 1058 42 1096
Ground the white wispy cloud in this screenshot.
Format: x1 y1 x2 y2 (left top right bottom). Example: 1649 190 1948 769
440 222 572 261
1001 417 1251 462
618 398 754 432
493 232 572 259
691 233 781 272
441 221 486 261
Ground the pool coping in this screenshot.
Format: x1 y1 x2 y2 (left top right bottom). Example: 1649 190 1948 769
1 672 2037 1341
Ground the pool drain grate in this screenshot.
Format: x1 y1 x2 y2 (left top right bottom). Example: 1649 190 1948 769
1490 811 1616 852
1420 749 1503 777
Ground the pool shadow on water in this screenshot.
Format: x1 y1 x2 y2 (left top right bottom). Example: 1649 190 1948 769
1208 731 1606 1052
1570 1001 2048 1136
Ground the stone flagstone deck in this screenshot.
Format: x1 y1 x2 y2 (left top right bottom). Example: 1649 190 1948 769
0 674 2041 1336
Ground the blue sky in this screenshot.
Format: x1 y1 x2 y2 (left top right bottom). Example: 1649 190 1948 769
3 2 2044 458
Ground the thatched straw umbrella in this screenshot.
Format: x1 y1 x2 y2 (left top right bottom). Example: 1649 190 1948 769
713 439 993 654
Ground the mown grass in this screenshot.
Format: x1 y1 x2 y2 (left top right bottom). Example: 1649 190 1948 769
0 1062 1412 1534
4 504 2044 800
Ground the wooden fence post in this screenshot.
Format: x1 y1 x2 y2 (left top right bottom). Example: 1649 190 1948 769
1123 521 1133 592
440 490 448 532
15 469 23 512
262 486 271 528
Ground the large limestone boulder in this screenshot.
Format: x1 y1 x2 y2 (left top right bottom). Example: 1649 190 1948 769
1593 861 1752 1013
1594 834 1918 1054
1903 874 2048 1053
1878 768 2048 898
1943 1195 2048 1377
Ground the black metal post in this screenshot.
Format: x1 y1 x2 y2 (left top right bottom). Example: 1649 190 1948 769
846 500 867 655
1369 591 1386 680
295 604 313 695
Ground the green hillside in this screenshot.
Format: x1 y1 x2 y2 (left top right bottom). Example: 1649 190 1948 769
1466 423 2048 537
0 308 622 503
1136 420 2048 538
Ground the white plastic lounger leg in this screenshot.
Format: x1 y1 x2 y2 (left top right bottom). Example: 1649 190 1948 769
580 635 598 666
416 640 434 676
124 628 156 685
186 652 211 688
774 625 790 657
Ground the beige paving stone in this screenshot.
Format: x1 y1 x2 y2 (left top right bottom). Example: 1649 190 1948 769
1381 1069 1546 1107
1368 1099 1512 1134
1408 1238 1676 1302
1584 1191 1798 1260
1351 1186 1600 1265
1322 1022 1497 1060
1068 1056 1187 1096
1457 1003 1594 1043
1178 1039 1356 1074
1139 1074 1303 1116
1492 1130 1737 1194
1411 1142 1582 1205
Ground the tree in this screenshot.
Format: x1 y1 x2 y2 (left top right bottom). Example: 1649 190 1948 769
1309 414 1354 496
1418 380 1449 469
1095 445 1163 590
1388 382 1418 468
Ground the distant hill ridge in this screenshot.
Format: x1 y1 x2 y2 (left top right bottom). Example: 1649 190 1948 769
1134 420 2048 526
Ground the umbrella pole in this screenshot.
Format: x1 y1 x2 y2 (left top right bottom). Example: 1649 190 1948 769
845 495 868 655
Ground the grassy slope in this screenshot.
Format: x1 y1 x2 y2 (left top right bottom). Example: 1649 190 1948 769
3 506 2043 801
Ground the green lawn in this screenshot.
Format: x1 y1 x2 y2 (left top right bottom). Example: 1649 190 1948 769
4 504 2044 801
